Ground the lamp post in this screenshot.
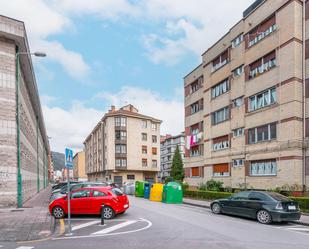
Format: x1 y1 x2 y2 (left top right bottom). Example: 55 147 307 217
16 50 46 208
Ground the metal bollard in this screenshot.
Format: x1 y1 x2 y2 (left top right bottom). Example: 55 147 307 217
101 205 105 225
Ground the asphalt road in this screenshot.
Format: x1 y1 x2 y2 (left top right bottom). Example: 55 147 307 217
1 196 309 249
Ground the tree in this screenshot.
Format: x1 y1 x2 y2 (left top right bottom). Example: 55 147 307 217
170 146 184 182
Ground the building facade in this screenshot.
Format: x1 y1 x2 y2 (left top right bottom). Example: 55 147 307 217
160 133 185 181
84 104 161 186
0 16 50 207
73 151 87 181
184 0 309 191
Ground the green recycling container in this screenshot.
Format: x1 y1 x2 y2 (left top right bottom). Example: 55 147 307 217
135 181 148 197
162 182 183 204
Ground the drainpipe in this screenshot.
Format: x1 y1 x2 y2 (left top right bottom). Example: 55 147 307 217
15 47 22 208
36 116 40 192
303 0 307 192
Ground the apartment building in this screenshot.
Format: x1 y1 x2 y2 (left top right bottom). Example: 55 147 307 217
73 151 87 181
84 104 161 186
160 133 185 181
184 0 309 191
0 16 50 207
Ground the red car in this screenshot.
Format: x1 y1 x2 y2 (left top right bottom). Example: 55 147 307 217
49 186 129 219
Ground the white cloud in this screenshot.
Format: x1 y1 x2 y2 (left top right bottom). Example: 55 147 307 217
41 95 57 105
95 86 184 136
43 102 104 153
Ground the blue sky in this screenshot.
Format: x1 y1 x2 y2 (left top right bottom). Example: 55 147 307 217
1 0 254 152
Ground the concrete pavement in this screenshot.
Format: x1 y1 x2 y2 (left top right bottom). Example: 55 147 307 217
183 197 309 226
2 196 309 249
0 186 55 242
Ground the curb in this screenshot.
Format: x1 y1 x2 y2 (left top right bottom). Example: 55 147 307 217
183 201 309 227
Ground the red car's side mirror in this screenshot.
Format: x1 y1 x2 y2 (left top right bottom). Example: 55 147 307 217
63 196 67 200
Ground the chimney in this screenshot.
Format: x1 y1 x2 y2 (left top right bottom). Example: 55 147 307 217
109 105 116 113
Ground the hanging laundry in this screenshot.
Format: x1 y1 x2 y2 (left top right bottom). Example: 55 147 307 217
186 136 191 149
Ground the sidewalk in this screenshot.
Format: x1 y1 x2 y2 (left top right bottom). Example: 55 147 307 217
183 198 309 226
0 186 55 242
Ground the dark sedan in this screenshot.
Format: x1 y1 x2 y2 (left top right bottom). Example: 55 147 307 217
210 191 301 224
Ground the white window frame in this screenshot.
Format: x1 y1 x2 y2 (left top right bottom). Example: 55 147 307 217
151 123 157 131
232 96 244 108
249 87 276 112
141 120 147 129
212 107 230 125
232 65 244 77
233 159 244 167
248 24 277 48
248 123 276 144
213 172 230 177
233 128 244 137
250 161 277 176
211 79 230 98
213 140 229 151
232 34 244 48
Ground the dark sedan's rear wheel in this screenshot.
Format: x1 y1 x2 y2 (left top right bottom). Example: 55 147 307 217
211 203 221 214
103 206 115 219
256 210 272 224
52 206 65 219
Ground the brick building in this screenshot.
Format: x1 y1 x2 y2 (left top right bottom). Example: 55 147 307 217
84 104 161 186
0 16 50 207
73 151 87 181
184 0 309 191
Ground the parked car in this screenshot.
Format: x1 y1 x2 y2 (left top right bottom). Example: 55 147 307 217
51 181 80 192
49 186 129 219
210 191 301 224
50 182 109 202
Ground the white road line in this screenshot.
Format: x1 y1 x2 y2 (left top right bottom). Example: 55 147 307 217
16 247 34 249
92 220 138 235
286 227 309 231
72 220 100 231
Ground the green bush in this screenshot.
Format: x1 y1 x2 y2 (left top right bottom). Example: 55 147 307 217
181 182 189 191
198 180 224 192
184 190 232 200
289 197 309 212
164 176 173 184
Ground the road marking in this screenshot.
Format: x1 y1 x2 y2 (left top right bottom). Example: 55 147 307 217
286 227 309 231
53 218 152 240
92 220 138 235
16 247 34 249
72 220 100 231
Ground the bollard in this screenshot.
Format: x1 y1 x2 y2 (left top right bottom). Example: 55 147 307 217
101 205 105 225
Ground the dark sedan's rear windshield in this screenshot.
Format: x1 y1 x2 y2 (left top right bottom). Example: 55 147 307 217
111 188 124 196
267 192 291 201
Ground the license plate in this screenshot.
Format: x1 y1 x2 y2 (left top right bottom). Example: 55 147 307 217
288 205 296 210
124 204 128 208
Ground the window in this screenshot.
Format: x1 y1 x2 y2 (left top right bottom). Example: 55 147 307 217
115 144 126 154
212 107 230 125
115 117 126 127
191 167 200 177
213 164 230 177
151 123 157 131
142 120 147 128
190 101 200 114
233 128 244 137
248 192 269 201
142 158 147 167
232 96 244 107
93 190 106 197
115 159 127 167
71 190 90 199
211 78 229 98
111 188 124 196
190 145 201 157
213 136 229 151
232 65 244 77
248 123 276 144
249 87 276 112
115 131 126 141
231 191 250 200
250 160 277 176
142 146 147 154
212 50 229 72
249 51 276 79
142 133 147 141
248 15 277 48
152 135 157 143
232 33 243 48
152 160 157 167
233 159 244 167
127 174 135 180
152 147 157 155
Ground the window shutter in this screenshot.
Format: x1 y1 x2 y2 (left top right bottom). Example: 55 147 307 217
244 97 249 113
185 85 190 97
191 167 200 177
213 164 229 173
244 129 249 145
245 161 250 176
306 118 309 137
306 79 309 98
244 65 250 81
199 98 204 110
259 15 276 32
199 167 204 178
185 106 190 117
185 168 190 177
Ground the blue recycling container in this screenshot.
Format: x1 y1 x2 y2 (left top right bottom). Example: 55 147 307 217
143 183 151 199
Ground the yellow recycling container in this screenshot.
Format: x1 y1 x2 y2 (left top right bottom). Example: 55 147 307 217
149 183 164 202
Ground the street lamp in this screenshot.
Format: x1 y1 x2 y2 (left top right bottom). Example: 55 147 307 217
16 50 47 208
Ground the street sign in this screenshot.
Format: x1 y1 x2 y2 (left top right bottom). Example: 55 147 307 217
65 148 73 169
64 148 73 235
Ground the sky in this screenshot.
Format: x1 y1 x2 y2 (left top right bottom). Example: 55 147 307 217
1 0 255 153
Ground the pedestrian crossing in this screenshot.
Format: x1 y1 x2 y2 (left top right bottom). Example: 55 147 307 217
276 224 309 235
